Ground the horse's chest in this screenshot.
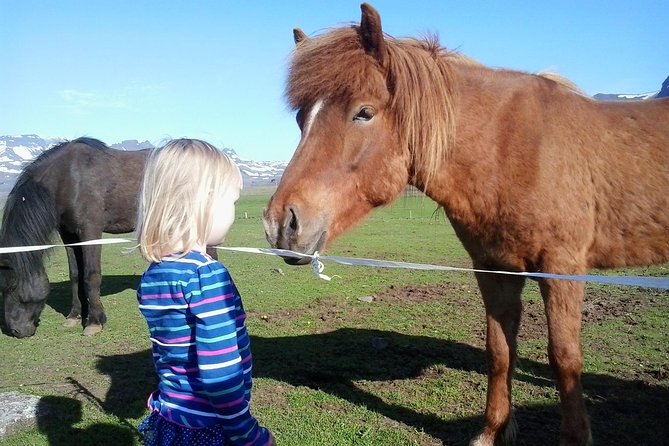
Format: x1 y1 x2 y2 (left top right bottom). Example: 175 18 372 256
447 212 531 270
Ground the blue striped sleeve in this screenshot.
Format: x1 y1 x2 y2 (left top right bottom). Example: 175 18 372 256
185 261 269 446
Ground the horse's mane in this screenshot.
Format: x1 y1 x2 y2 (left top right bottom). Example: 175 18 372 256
0 137 109 276
386 34 460 186
25 137 109 174
0 178 58 275
286 27 463 186
536 71 586 95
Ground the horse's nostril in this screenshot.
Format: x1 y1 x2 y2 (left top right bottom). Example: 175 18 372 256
10 328 20 337
289 207 299 233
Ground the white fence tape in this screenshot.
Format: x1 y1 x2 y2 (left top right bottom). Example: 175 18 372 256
0 238 133 254
218 247 669 290
0 239 667 290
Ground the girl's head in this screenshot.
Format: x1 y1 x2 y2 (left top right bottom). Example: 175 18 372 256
136 138 242 262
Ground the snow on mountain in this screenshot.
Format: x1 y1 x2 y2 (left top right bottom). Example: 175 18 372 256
592 91 659 101
592 76 667 102
0 135 287 201
110 139 155 151
0 134 61 174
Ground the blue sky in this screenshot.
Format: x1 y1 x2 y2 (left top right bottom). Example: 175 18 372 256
2 1 666 161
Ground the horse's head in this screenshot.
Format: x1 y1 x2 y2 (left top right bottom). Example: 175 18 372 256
264 4 414 264
0 258 50 338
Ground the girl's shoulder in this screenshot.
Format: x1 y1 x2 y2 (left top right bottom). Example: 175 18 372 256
143 251 217 280
156 251 219 268
174 251 231 278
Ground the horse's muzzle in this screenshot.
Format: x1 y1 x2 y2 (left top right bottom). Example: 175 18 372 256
7 322 37 338
263 204 328 264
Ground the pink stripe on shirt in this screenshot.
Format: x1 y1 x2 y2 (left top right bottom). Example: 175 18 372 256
198 345 238 356
142 292 184 299
243 430 267 446
168 365 199 374
212 396 244 408
189 293 234 308
162 391 209 405
154 335 193 344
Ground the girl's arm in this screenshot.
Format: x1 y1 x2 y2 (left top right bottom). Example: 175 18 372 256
190 263 272 446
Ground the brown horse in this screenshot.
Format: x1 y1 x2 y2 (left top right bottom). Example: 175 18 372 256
263 4 669 445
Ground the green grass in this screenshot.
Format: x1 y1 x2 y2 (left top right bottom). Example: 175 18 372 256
1 193 668 445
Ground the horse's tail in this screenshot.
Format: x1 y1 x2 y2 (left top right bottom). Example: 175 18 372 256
0 175 59 273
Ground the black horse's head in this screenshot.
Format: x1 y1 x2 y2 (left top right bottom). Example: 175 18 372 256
1 258 50 338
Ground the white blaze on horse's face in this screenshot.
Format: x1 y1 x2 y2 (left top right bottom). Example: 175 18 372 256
303 99 325 140
262 99 323 249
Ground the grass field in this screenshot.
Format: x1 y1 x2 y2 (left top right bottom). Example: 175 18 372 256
1 193 668 445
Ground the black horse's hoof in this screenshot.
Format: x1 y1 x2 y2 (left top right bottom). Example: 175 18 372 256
82 324 103 336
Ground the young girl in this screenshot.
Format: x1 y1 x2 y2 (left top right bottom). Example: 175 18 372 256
135 139 274 446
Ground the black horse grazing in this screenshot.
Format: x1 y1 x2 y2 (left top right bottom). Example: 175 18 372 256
0 138 148 337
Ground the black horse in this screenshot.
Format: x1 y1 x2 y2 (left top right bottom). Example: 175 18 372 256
0 138 148 337
0 138 220 338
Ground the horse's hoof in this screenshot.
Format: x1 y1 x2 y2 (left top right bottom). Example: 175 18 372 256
82 324 103 336
470 417 518 446
469 434 494 446
63 317 82 328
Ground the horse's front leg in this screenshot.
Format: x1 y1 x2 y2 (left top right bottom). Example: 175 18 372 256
60 230 86 328
62 245 83 327
81 243 106 336
470 273 525 446
206 246 219 260
539 277 592 446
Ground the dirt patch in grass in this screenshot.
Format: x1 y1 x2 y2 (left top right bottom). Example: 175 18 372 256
375 283 478 305
371 282 669 342
582 287 669 323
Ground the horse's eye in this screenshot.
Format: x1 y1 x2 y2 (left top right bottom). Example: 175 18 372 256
353 106 375 122
296 109 305 129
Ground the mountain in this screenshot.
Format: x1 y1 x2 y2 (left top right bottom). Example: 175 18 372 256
657 76 669 99
592 92 659 101
0 135 287 200
593 76 668 102
110 139 155 151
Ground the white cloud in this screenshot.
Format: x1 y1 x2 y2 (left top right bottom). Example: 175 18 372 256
59 89 131 114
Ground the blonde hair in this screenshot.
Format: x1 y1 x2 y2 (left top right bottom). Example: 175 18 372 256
135 138 242 262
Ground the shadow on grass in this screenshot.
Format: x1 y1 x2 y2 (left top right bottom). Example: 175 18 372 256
45 275 140 319
36 395 137 446
92 328 669 446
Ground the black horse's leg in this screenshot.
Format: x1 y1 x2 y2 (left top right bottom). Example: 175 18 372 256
60 230 85 328
206 246 219 260
63 245 83 327
81 242 105 336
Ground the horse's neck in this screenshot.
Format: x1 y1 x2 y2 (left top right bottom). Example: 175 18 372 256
417 63 516 224
414 63 562 239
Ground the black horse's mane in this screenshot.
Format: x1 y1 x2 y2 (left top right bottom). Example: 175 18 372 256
24 137 109 174
0 137 110 276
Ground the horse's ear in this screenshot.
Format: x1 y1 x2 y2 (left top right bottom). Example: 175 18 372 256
359 3 387 67
293 28 308 45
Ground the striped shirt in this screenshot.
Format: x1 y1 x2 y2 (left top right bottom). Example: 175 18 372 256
137 251 270 446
